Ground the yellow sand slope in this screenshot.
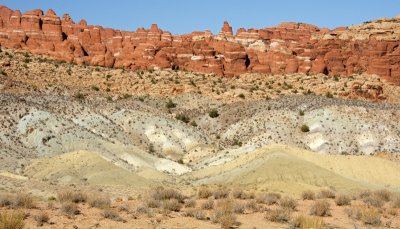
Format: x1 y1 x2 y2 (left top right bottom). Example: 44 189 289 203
24 151 154 186
188 145 400 195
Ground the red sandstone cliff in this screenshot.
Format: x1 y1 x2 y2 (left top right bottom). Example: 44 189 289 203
1 5 400 83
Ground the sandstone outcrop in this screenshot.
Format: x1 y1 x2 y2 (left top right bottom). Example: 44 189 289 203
0 5 400 83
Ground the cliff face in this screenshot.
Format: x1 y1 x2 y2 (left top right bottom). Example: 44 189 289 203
1 5 400 83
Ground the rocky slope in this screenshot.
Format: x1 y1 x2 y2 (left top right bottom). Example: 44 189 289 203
0 5 400 83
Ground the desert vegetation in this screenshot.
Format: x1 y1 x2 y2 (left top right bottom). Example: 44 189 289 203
0 187 398 228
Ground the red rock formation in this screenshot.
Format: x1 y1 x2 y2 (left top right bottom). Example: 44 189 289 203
0 5 399 84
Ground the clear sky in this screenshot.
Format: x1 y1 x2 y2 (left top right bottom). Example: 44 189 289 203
1 0 399 35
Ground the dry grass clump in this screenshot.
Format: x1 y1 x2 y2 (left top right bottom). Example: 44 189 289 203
245 200 259 212
184 198 196 208
146 198 162 208
184 208 206 220
212 200 238 229
301 190 315 200
88 194 111 209
0 194 13 207
0 211 25 229
135 205 154 217
201 199 214 210
392 195 400 208
162 199 182 212
197 186 213 199
60 203 80 217
58 190 87 203
232 202 245 214
150 186 186 203
360 207 381 226
34 212 50 226
372 189 391 202
256 192 281 205
309 200 331 216
0 193 35 209
358 190 371 199
345 205 362 220
213 189 229 199
335 194 351 206
101 209 124 222
265 208 291 223
12 193 35 209
232 189 254 199
362 196 384 208
317 189 336 199
345 205 381 226
279 196 297 210
290 215 324 229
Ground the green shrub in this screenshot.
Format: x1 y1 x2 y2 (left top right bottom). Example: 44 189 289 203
300 124 310 133
165 99 176 109
208 109 220 118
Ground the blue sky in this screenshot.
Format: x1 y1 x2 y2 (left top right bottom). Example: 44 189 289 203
1 1 399 35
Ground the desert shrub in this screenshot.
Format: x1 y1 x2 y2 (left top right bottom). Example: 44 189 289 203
212 201 237 229
373 189 391 202
301 190 315 200
361 207 381 226
162 199 182 212
61 203 80 217
146 198 161 208
213 189 229 199
175 114 190 123
232 189 244 199
88 195 111 209
12 193 35 209
135 206 154 217
318 189 336 199
118 204 130 213
0 194 13 207
101 209 123 222
0 211 25 229
232 202 245 214
265 208 291 223
363 196 383 208
58 190 87 203
165 99 176 109
208 109 220 118
245 200 259 212
201 199 214 210
73 92 86 100
358 190 371 199
184 208 206 220
256 192 281 205
184 198 196 208
290 215 324 229
279 197 297 210
198 186 213 199
150 186 185 203
34 212 50 226
392 195 400 208
345 206 362 220
300 124 310 132
335 194 351 206
310 200 331 216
